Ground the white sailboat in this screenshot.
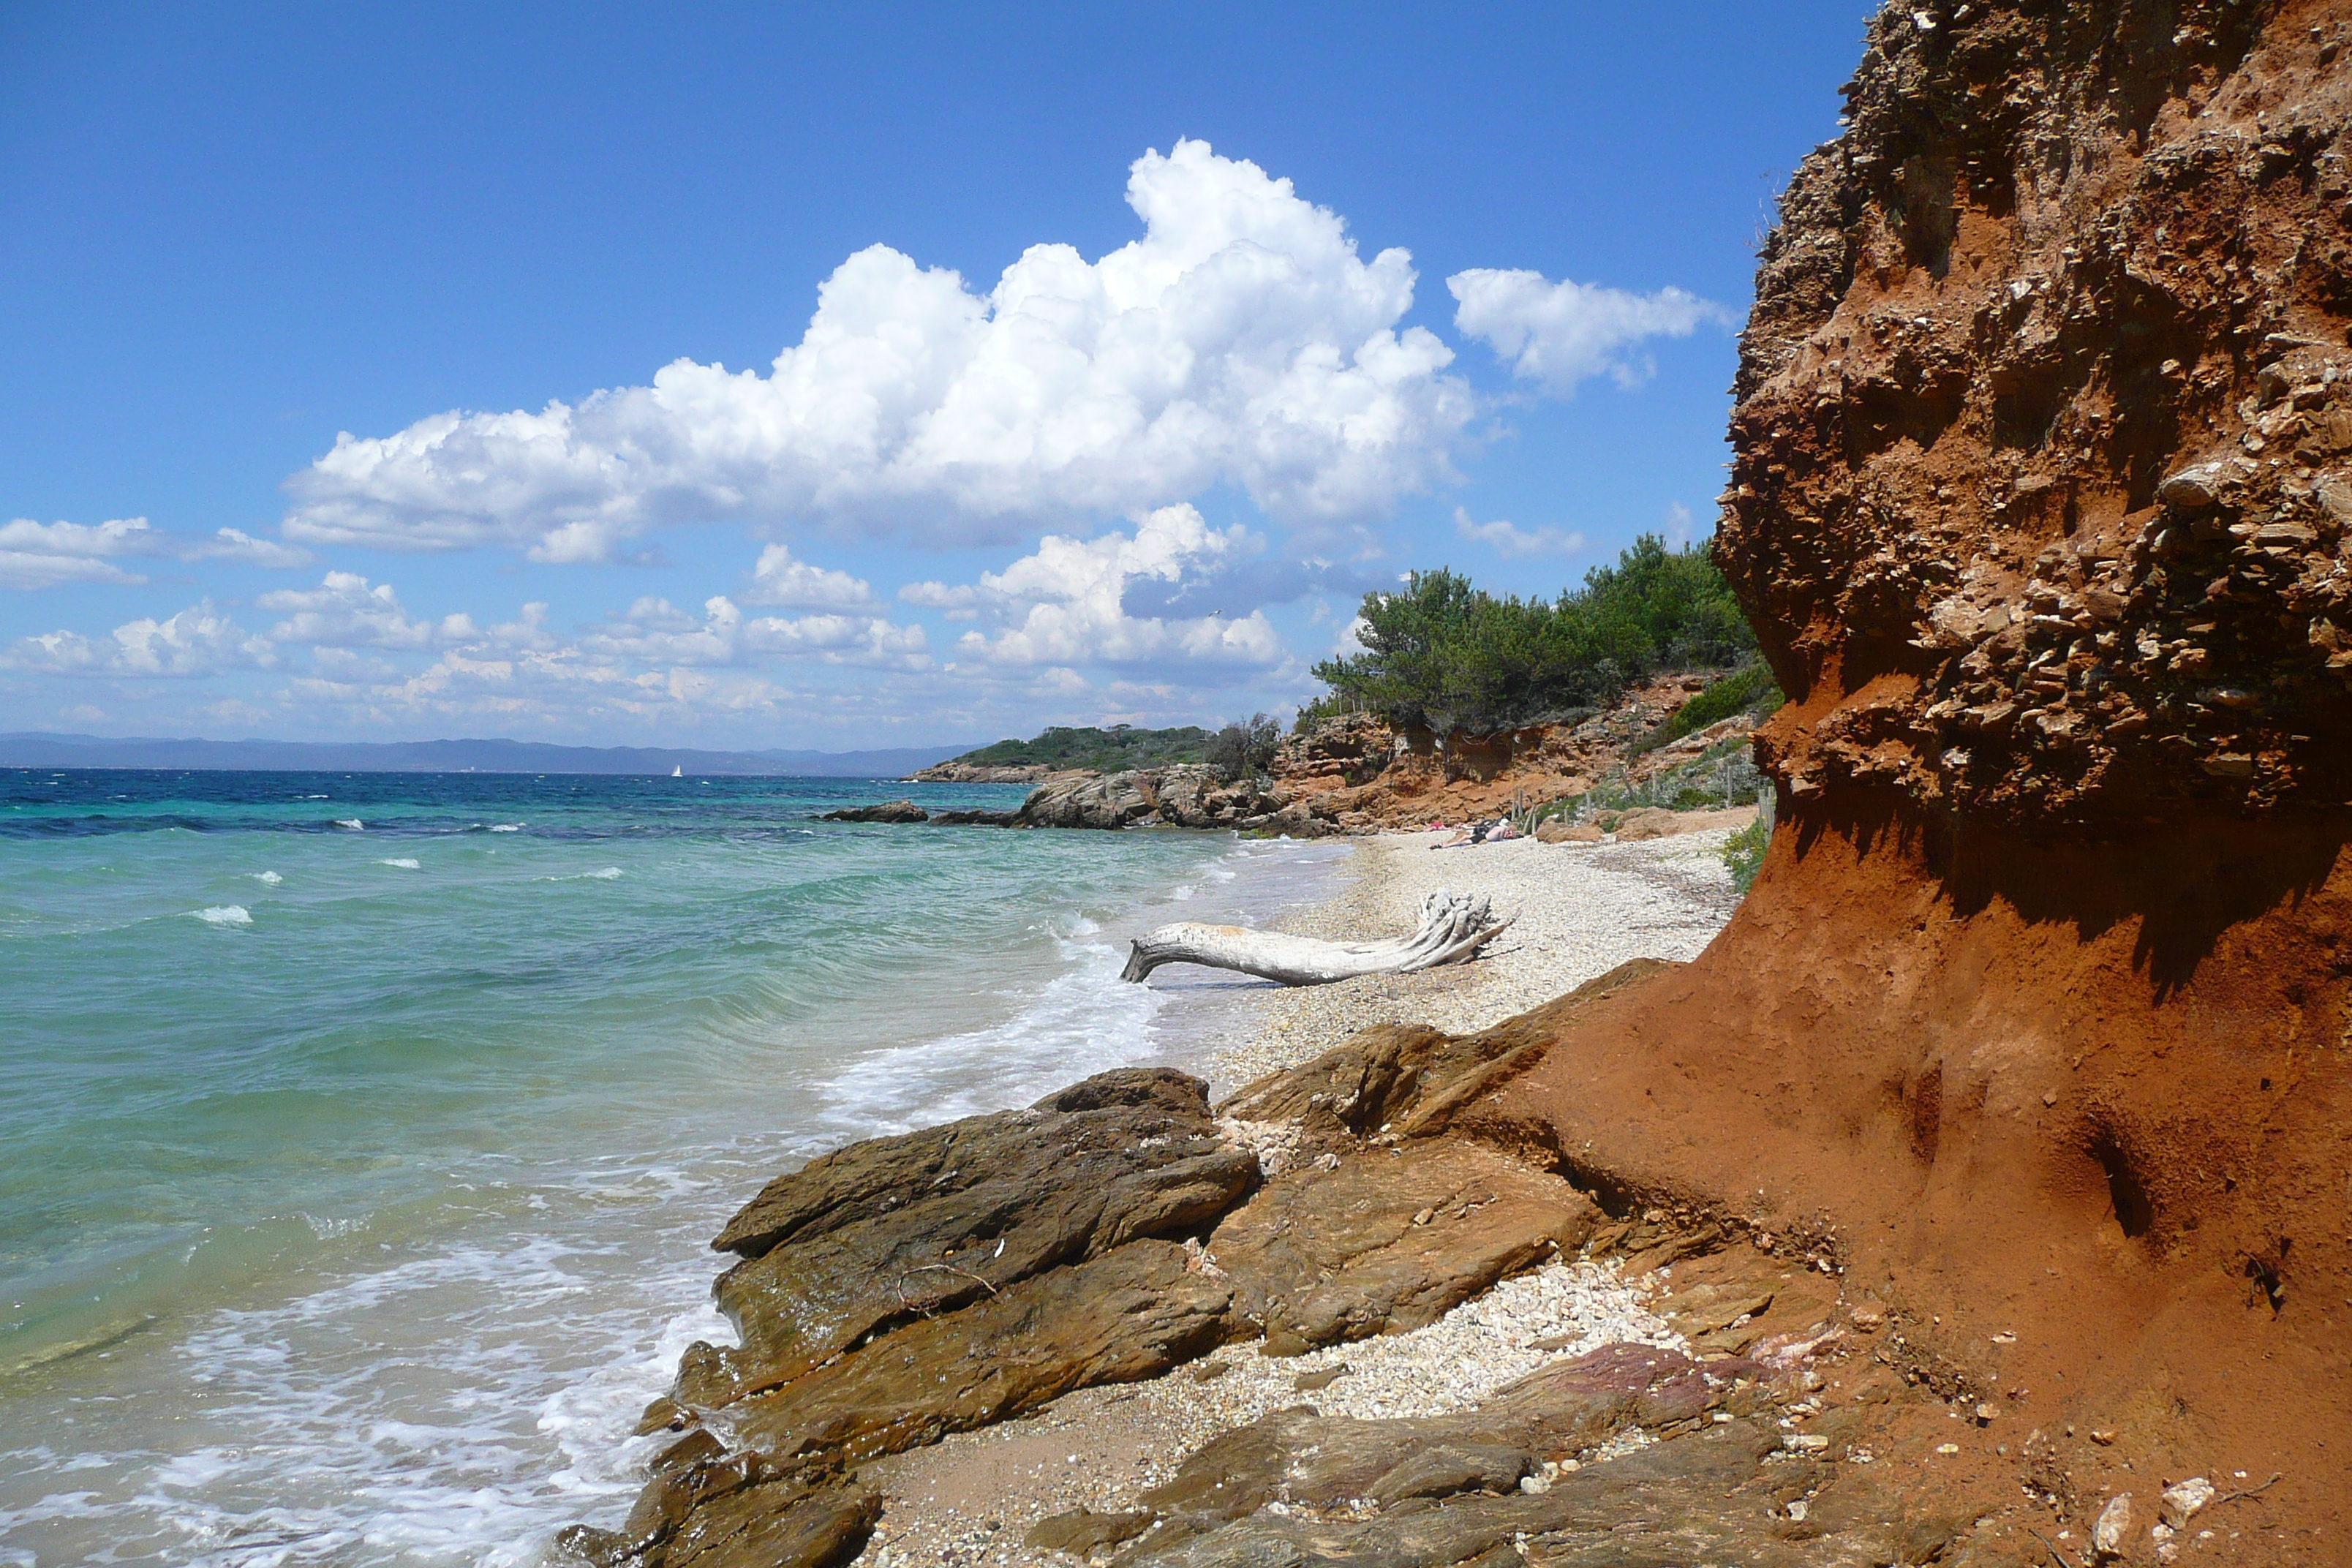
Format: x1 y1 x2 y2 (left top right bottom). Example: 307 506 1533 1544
671 764 683 777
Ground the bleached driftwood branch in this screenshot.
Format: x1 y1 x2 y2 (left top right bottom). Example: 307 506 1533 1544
1120 889 1510 987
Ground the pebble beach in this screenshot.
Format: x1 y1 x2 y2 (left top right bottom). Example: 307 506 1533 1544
848 826 1745 1567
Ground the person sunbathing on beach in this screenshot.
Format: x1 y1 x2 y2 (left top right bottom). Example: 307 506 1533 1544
1433 817 1520 848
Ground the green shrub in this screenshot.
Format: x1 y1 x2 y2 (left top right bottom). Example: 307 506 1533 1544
1205 713 1281 780
1310 535 1754 734
1662 663 1783 742
1721 815 1770 894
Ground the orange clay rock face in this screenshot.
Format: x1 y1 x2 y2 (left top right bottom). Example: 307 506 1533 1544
1720 0 2352 824
1469 1 2352 1560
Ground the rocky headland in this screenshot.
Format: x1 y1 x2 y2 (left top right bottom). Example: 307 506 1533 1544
567 4 2352 1565
855 674 1761 837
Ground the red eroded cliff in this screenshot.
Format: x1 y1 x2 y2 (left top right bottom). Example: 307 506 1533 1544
1491 2 2352 1558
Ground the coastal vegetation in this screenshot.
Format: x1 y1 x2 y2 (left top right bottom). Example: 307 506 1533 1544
1307 535 1757 734
933 724 1214 774
1204 713 1282 780
1718 811 1769 893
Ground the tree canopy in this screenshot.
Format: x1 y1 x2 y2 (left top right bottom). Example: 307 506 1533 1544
1309 535 1755 733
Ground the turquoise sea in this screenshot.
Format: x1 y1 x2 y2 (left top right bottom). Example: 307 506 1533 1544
0 769 1344 1567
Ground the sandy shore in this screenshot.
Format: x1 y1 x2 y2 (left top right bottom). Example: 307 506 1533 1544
846 828 1741 1567
1210 826 1744 1092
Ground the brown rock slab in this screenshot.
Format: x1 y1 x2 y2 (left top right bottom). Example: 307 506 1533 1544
1363 1442 1534 1506
1207 1140 1598 1354
1125 1417 1890 1567
1025 1507 1161 1554
557 1450 878 1568
724 1239 1232 1464
1611 806 1682 841
682 1069 1255 1406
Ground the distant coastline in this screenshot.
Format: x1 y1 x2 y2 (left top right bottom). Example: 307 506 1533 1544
0 731 979 778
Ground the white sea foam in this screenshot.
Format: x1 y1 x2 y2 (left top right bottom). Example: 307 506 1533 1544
814 932 1165 1137
249 871 282 886
0 1178 737 1568
189 905 252 927
333 818 363 830
489 823 524 833
546 867 624 881
377 858 422 870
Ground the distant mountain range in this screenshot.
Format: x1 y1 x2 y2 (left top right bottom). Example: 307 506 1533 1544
0 732 979 778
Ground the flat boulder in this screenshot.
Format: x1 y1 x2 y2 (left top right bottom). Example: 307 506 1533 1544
724 1239 1232 1463
1025 1508 1160 1553
1207 1139 1599 1354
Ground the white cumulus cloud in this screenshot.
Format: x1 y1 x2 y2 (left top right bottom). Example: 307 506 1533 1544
0 518 159 589
195 528 314 569
1 517 314 590
4 602 276 677
1452 506 1586 559
743 543 880 611
1447 268 1727 393
279 140 1473 562
581 595 929 671
259 572 477 650
908 502 1286 674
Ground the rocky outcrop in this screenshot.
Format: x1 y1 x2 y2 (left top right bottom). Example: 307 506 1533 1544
569 949 2106 1566
905 761 1070 783
571 981 1839 1567
816 799 928 823
1264 679 1758 834
883 687 1760 837
1011 764 1292 832
574 1071 1261 1567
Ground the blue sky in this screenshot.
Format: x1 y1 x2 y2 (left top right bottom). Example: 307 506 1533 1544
0 1 1874 750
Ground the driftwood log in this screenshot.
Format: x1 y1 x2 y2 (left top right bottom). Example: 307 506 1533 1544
1119 890 1510 987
